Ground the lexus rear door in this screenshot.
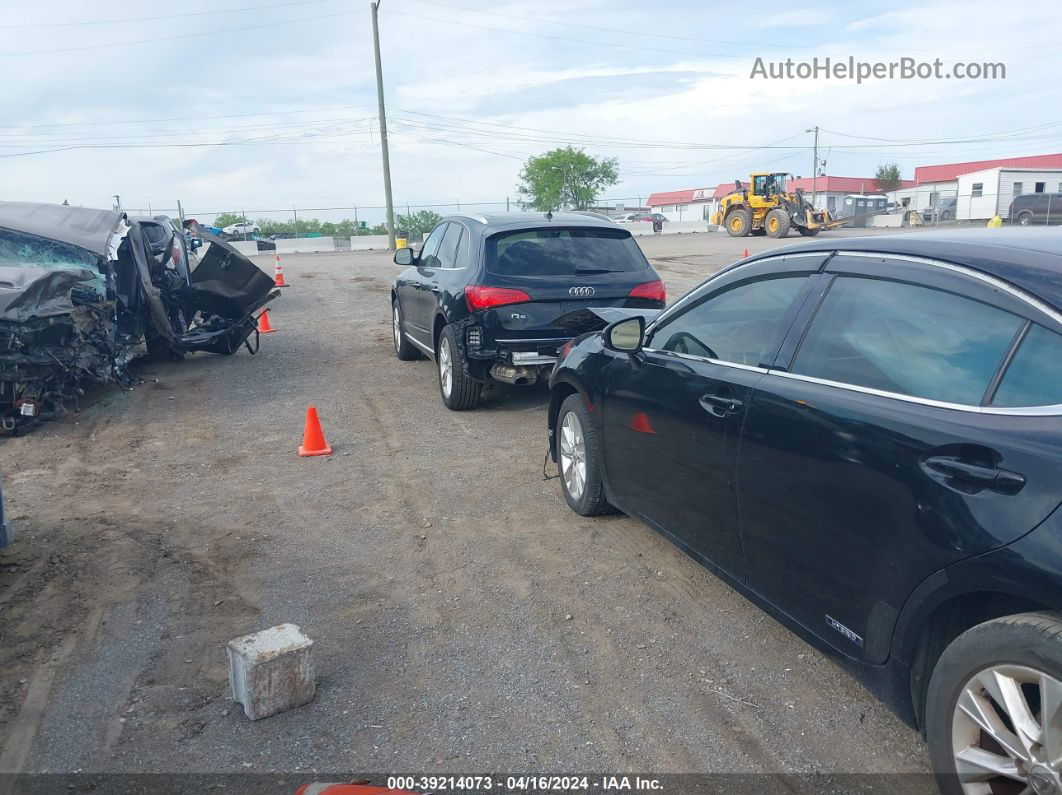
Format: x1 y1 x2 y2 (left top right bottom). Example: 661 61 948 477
736 253 1062 662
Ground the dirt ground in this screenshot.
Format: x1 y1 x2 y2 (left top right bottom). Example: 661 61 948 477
0 228 935 788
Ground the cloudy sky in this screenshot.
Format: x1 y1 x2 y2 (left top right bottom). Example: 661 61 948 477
2 0 1059 224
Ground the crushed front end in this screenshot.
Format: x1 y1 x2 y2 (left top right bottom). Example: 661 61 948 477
0 230 123 433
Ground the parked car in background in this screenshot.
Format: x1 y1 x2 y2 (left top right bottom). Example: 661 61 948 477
614 212 666 225
390 213 666 410
0 202 278 433
548 228 1062 793
1009 192 1062 226
922 197 957 222
222 221 260 236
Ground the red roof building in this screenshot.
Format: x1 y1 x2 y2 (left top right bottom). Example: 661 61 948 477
646 182 747 208
788 176 915 194
914 153 1062 185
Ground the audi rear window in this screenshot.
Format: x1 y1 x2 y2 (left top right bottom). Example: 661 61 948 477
485 227 649 277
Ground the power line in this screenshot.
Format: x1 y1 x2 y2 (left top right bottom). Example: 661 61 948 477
0 0 335 28
0 105 377 131
0 9 355 56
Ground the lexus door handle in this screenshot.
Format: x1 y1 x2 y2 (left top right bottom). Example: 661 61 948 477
922 456 1026 495
699 393 743 417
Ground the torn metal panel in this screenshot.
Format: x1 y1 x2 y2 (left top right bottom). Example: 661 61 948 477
0 266 102 321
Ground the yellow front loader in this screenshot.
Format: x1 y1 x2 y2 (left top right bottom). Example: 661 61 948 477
711 173 831 238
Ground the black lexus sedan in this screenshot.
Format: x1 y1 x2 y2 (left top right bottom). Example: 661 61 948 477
547 228 1062 793
390 213 665 410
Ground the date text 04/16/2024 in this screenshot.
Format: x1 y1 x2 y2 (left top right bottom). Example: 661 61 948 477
385 776 663 791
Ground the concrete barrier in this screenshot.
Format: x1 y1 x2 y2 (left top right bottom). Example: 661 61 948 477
230 241 260 256
349 234 392 251
628 221 710 236
868 214 906 228
274 237 338 254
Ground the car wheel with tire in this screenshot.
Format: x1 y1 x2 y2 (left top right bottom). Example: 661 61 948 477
925 611 1062 795
437 324 480 410
725 208 752 237
392 299 420 361
556 393 614 516
1018 211 1034 226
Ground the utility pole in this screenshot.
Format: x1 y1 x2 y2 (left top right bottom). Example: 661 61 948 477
113 194 122 211
806 125 820 209
371 0 396 250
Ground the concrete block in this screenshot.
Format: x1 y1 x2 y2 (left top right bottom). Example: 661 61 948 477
349 234 392 251
227 623 315 720
230 241 260 256
275 237 338 254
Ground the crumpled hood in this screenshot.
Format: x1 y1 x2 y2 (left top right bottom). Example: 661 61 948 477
0 266 101 322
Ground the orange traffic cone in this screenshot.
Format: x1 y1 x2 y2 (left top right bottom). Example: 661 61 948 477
274 254 288 287
257 309 276 333
743 247 749 258
298 406 333 457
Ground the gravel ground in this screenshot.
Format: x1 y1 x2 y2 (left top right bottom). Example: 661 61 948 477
0 228 935 788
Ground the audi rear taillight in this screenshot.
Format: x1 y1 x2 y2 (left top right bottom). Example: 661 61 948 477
559 339 575 359
629 279 666 304
464 285 532 311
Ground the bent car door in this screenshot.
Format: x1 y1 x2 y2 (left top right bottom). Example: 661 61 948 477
736 254 1062 662
601 254 827 580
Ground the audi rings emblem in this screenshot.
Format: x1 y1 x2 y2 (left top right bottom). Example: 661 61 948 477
569 286 596 297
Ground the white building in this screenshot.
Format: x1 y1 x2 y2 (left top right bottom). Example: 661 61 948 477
646 183 745 222
888 153 1062 220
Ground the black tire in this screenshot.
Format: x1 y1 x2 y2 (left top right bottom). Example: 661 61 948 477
765 208 791 238
797 225 821 236
437 324 480 410
925 611 1062 795
556 393 614 516
1018 211 1033 226
725 208 752 237
940 210 953 222
392 299 420 361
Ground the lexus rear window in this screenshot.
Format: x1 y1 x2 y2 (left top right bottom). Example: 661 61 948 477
485 227 649 276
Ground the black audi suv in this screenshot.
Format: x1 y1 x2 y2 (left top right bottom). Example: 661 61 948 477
390 213 665 410
547 228 1062 793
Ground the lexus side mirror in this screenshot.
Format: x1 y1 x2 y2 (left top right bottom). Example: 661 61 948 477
604 316 645 353
394 247 414 266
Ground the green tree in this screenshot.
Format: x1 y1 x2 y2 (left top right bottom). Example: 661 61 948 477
395 210 442 235
517 147 619 211
213 212 249 228
874 162 903 193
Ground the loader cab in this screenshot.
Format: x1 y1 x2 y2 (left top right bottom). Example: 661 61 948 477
752 173 787 199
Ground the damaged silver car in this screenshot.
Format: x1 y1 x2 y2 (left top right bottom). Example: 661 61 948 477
0 201 277 434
